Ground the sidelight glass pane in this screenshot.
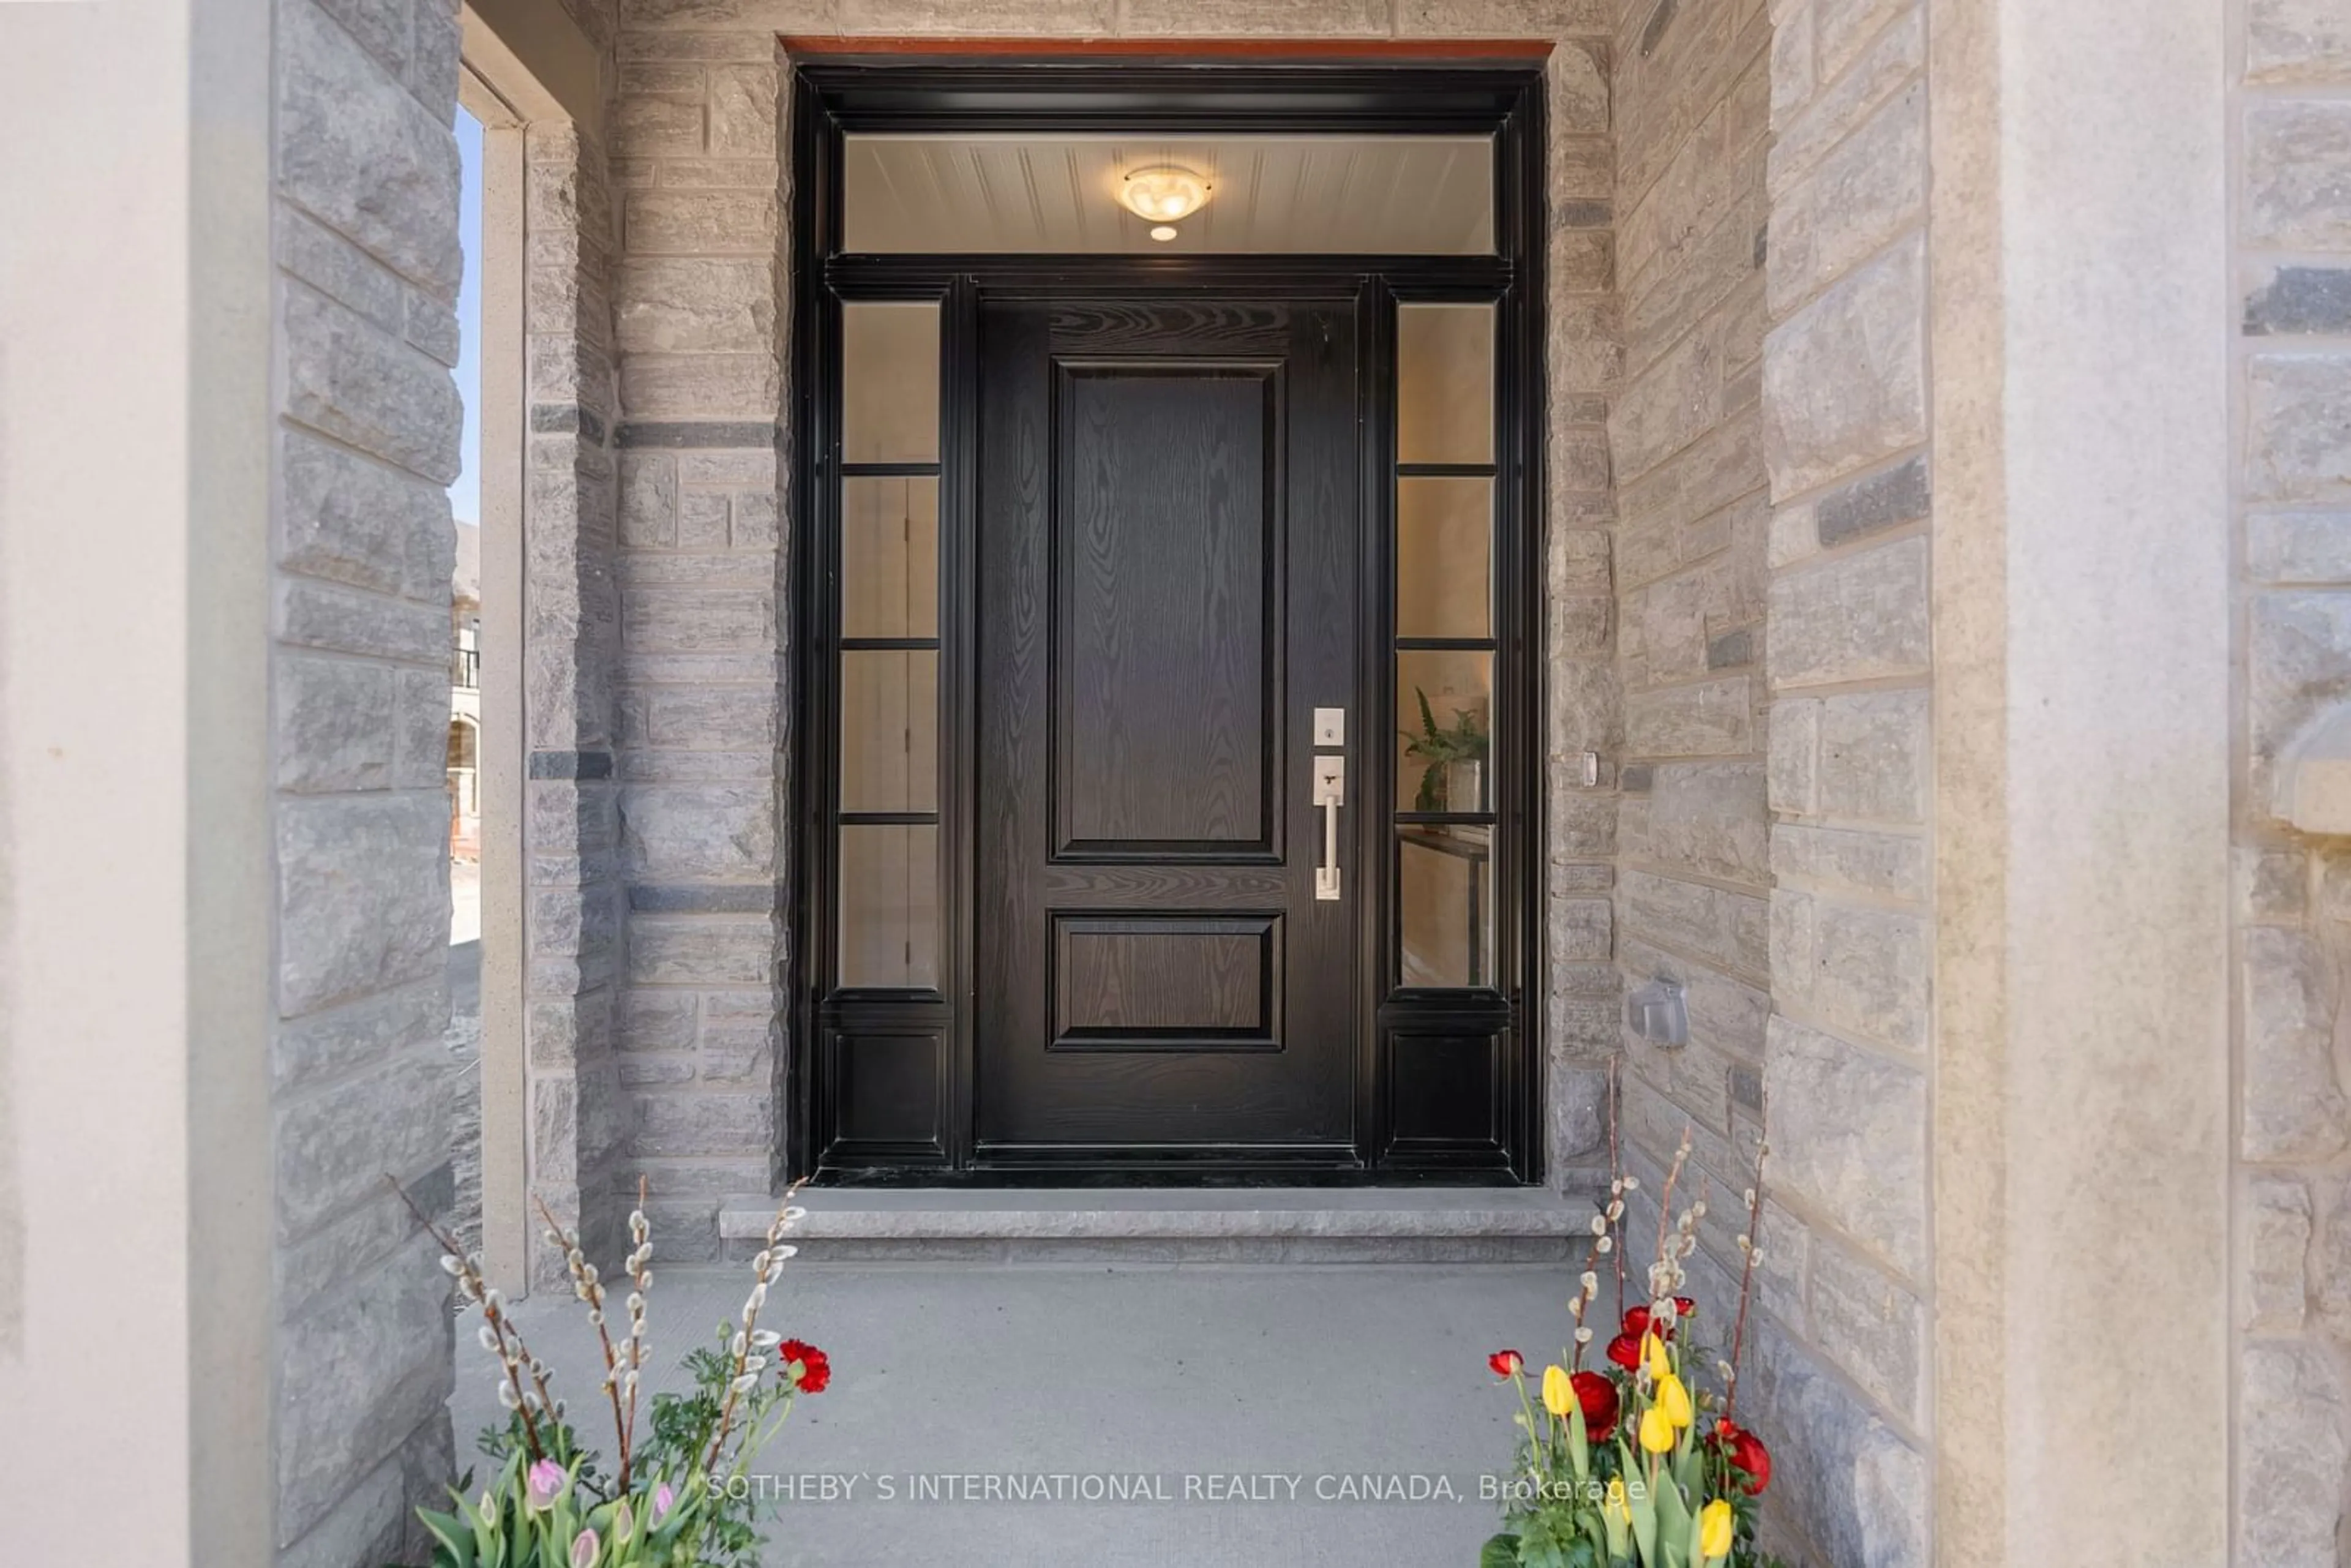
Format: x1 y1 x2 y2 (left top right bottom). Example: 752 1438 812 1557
839 824 940 989
1397 649 1494 814
842 301 940 464
1396 477 1492 639
839 650 938 814
1398 825 1493 989
842 476 939 639
1396 303 1494 465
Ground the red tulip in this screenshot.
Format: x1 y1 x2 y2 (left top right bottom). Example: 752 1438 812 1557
1570 1370 1619 1442
1489 1349 1524 1378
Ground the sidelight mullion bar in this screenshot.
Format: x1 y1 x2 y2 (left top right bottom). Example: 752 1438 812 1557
1395 462 1498 479
1393 636 1498 653
839 636 941 651
840 461 943 478
838 811 940 826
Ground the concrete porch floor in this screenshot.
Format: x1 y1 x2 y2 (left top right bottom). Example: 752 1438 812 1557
451 1261 1583 1566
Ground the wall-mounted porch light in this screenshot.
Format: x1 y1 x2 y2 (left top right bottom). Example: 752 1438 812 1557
1627 977 1688 1048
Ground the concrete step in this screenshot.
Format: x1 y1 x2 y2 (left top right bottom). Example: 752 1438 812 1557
716 1185 1604 1264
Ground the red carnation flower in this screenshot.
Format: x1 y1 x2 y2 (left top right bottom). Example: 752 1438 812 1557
1715 1419 1771 1495
1489 1349 1524 1378
1622 1305 1652 1340
778 1338 830 1395
1570 1370 1619 1442
1674 1295 1697 1320
1605 1332 1641 1371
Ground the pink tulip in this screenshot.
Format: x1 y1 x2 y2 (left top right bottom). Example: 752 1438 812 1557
569 1526 599 1568
651 1481 675 1522
526 1459 566 1512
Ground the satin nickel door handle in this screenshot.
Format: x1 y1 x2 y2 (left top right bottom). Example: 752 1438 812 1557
1312 754 1344 901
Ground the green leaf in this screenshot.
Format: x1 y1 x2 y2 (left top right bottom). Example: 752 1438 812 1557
1482 1532 1523 1568
1652 1471 1690 1568
416 1506 476 1568
1625 1464 1657 1567
1567 1389 1591 1487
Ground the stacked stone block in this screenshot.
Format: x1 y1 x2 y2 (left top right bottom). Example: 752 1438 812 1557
1755 0 1932 1559
523 116 631 1289
270 0 470 1554
2235 1 2351 1561
607 32 792 1258
1603 0 1783 1495
1542 29 1629 1188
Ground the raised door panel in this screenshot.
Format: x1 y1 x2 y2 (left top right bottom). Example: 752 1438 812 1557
1055 364 1278 858
1051 913 1280 1051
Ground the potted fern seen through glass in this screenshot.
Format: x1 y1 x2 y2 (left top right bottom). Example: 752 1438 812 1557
1405 686 1490 817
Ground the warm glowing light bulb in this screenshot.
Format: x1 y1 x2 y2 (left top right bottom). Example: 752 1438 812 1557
1149 225 1178 242
1120 166 1211 224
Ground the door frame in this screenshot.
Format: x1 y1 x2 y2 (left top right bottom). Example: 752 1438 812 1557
787 53 1550 1185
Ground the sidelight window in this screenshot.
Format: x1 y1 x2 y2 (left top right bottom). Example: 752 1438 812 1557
833 301 943 990
1393 301 1498 991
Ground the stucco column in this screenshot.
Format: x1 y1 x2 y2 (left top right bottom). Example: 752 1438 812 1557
1929 3 2232 1565
0 0 276 1558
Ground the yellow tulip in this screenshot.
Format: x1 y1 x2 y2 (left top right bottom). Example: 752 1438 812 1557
1655 1371 1694 1428
1643 1330 1672 1380
1699 1498 1734 1560
1638 1405 1676 1454
1605 1477 1630 1523
1541 1364 1573 1419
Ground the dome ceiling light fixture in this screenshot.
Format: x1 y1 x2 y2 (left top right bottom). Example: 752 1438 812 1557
1119 165 1212 226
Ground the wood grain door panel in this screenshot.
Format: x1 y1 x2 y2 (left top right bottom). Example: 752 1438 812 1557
976 298 1359 1157
1054 362 1278 858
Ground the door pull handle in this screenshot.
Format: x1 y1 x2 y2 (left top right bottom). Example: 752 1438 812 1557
1312 754 1344 902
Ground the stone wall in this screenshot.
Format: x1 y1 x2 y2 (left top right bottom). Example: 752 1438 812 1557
606 29 792 1258
522 102 631 1289
2234 1 2351 1561
1753 0 1934 1560
1602 1 1935 1559
1543 23 1629 1190
269 0 470 1551
1601 0 1771 1259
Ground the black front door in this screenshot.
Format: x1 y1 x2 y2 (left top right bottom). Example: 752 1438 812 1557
974 298 1360 1161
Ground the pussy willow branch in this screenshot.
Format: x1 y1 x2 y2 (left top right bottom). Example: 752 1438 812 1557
1652 1128 1693 1309
1607 1056 1626 1324
1725 1111 1771 1423
620 1175 651 1490
536 1195 632 1488
1570 1227 1605 1373
703 1179 806 1475
388 1175 547 1463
